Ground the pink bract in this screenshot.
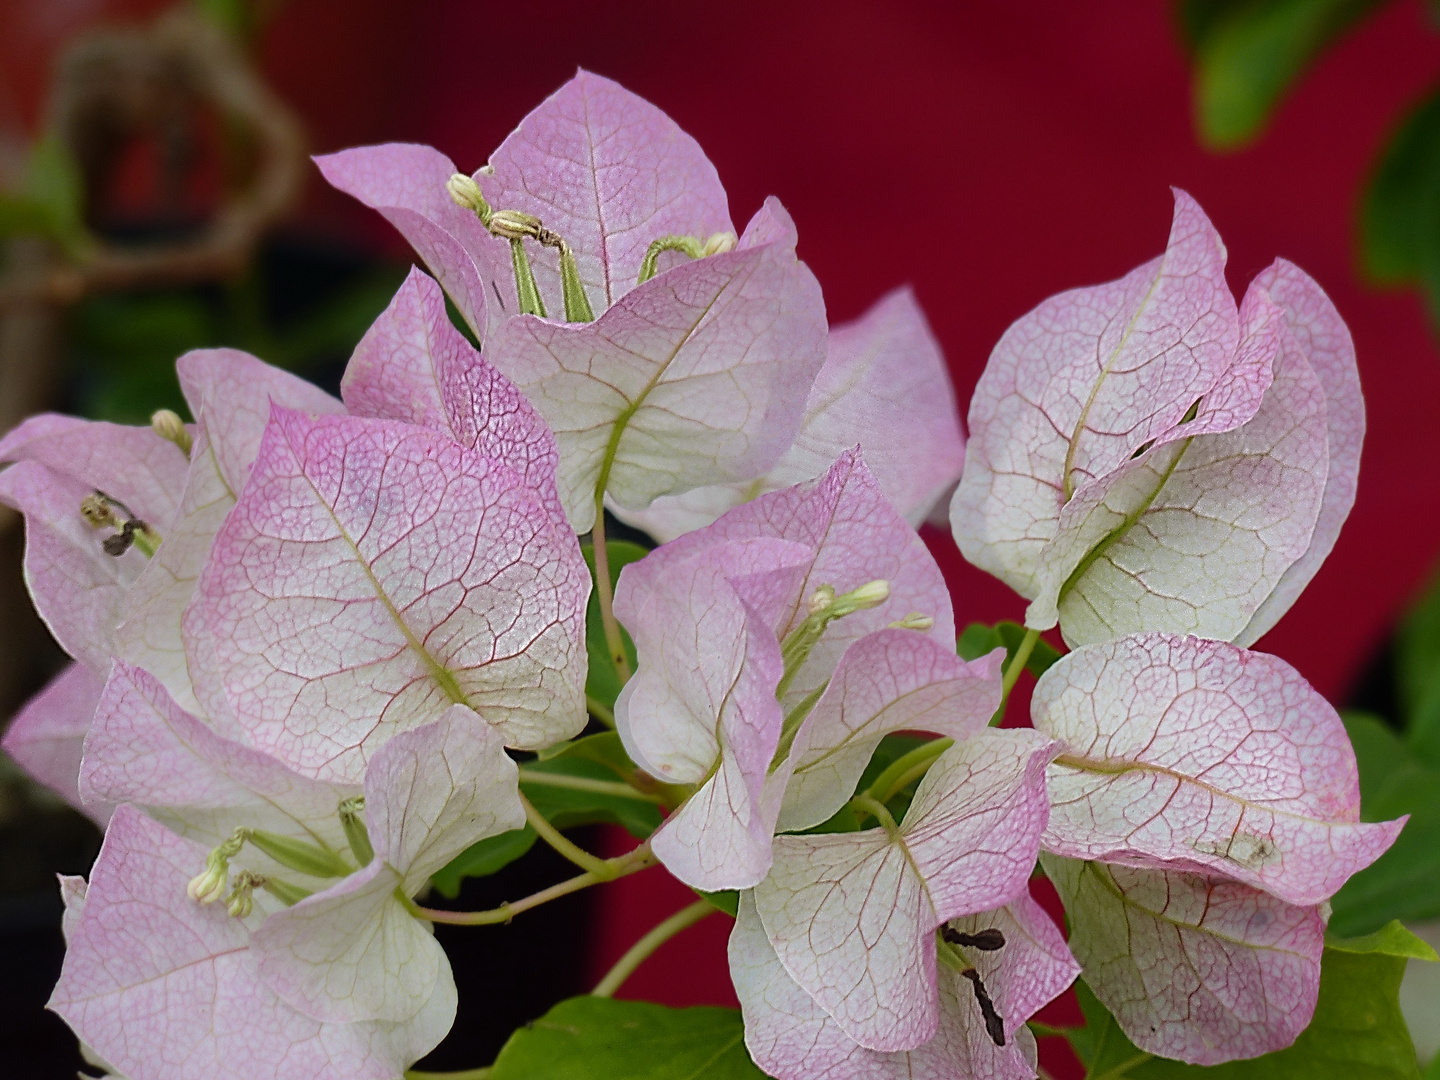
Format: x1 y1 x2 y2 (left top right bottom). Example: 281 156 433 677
617 287 966 542
1043 855 1325 1064
189 409 589 783
50 807 455 1080
952 190 1360 647
1033 633 1403 905
751 729 1057 1052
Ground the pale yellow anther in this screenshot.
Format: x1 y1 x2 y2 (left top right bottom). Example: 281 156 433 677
808 585 837 616
488 209 545 241
226 871 267 919
703 231 738 256
446 173 490 220
187 829 246 905
889 612 935 631
150 409 192 456
79 493 118 530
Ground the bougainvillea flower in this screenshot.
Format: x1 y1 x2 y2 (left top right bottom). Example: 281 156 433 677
750 729 1056 1052
488 195 827 531
1032 633 1403 905
187 409 589 783
0 412 188 811
615 451 995 889
1042 854 1325 1064
0 414 188 673
616 287 966 543
79 661 521 1026
732 890 1077 1079
952 190 1360 647
340 266 566 531
79 661 358 883
51 806 455 1080
118 348 345 714
1 663 107 824
320 72 828 533
252 706 523 1023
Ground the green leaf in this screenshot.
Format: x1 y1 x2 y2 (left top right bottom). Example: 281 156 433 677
12 133 92 257
1330 714 1440 935
958 620 1062 677
429 827 538 899
1362 88 1440 288
581 539 649 711
1066 942 1423 1079
1187 0 1388 150
489 996 765 1079
521 734 664 839
1327 920 1440 961
696 889 739 917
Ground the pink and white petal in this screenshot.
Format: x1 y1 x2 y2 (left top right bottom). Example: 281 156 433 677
755 730 1055 1052
0 460 143 670
904 729 1058 920
178 348 343 490
732 892 1041 1080
777 631 1004 832
483 69 732 314
313 143 510 342
486 197 826 532
614 536 809 783
1033 634 1401 906
615 537 807 889
50 807 455 1080
192 411 589 783
254 858 448 1024
774 287 965 525
1237 260 1363 646
2 663 107 825
79 662 352 878
1028 317 1328 646
609 483 750 546
636 451 955 714
953 190 1240 599
115 422 234 712
0 413 188 530
342 267 566 531
1042 855 1323 1065
362 705 524 888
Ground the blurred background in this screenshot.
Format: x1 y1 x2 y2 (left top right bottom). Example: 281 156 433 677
2 0 1440 1075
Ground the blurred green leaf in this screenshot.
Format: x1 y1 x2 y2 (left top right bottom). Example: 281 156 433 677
1363 89 1440 289
581 538 649 712
522 733 664 839
429 827 537 899
1065 938 1422 1078
2 133 93 256
1184 0 1389 149
490 997 764 1079
958 620 1062 677
1327 713 1440 935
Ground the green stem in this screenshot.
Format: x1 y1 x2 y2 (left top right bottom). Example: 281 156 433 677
1026 1020 1078 1039
590 496 632 684
991 627 1040 725
414 843 656 926
591 899 715 997
522 793 612 877
850 793 901 837
586 693 616 727
865 737 954 805
519 768 662 804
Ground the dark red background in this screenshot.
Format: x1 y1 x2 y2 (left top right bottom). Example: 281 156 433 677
5 0 1439 1070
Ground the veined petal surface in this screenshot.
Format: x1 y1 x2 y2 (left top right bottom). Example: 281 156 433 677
753 729 1056 1051
486 197 826 532
1033 633 1402 905
191 410 588 783
1 663 107 824
1042 854 1324 1065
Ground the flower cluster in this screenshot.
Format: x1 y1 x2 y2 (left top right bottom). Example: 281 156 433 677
0 71 1402 1080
